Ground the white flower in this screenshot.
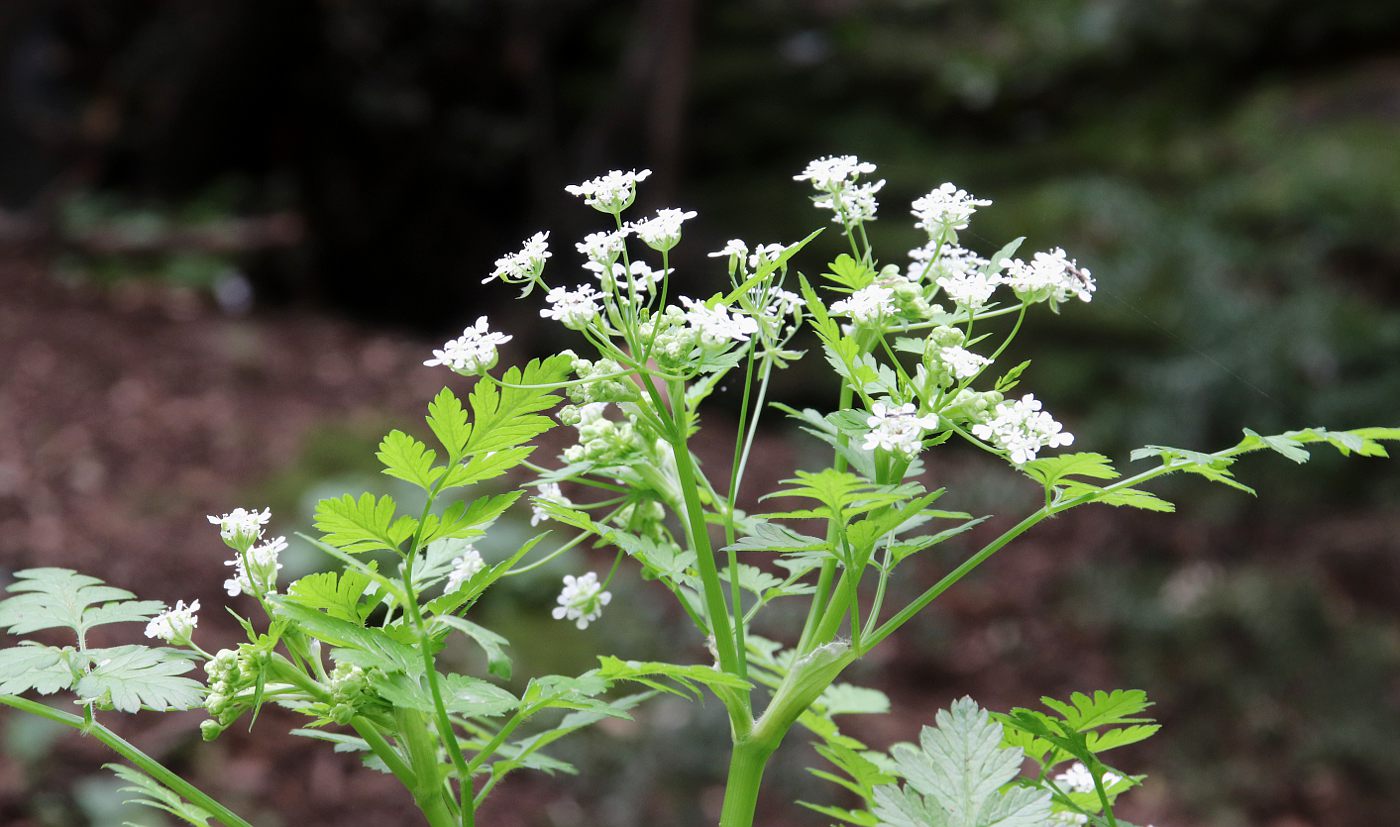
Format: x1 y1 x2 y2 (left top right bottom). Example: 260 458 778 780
424 316 512 375
144 599 200 644
576 229 630 267
940 345 990 380
1054 762 1121 795
224 535 287 597
863 401 940 458
483 231 551 285
587 259 667 297
531 482 573 526
927 246 1001 309
1052 814 1089 825
540 284 602 329
445 547 486 593
794 155 877 191
551 572 612 630
207 507 270 547
815 178 885 223
765 287 804 318
708 239 748 259
829 284 895 325
1005 247 1095 305
678 296 758 345
747 243 788 272
911 183 992 234
629 208 697 252
565 169 652 213
971 393 1074 465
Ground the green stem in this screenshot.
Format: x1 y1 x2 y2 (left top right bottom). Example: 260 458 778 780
350 716 417 791
718 738 777 827
0 695 253 827
394 707 459 827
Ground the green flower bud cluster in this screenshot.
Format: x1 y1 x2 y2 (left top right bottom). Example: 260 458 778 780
200 646 267 740
922 325 969 387
940 388 1004 426
639 308 702 372
324 663 375 725
567 357 640 405
560 403 645 465
613 499 667 540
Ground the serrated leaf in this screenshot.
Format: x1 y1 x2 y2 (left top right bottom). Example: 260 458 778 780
373 671 517 718
1057 481 1175 513
818 683 891 717
0 568 164 637
419 492 521 548
876 697 1052 827
441 446 536 489
595 656 750 700
76 646 203 713
462 355 572 456
285 569 376 624
1240 428 1311 464
0 643 76 694
312 493 417 554
426 387 472 462
376 430 444 490
1021 453 1119 488
1039 689 1153 732
993 360 1031 394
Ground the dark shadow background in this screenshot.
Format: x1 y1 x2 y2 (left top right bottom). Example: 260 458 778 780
1 2 1398 825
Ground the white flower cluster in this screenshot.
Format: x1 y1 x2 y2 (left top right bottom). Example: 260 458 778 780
863 401 940 459
484 231 551 285
678 296 758 346
1005 247 1095 306
207 507 271 548
629 208 696 252
590 260 667 297
424 316 512 375
144 599 200 644
565 169 652 213
911 183 992 235
910 244 1002 310
830 284 895 325
540 284 602 329
445 547 485 593
971 393 1074 464
1054 762 1122 795
577 229 630 268
531 482 573 526
552 571 612 629
224 535 287 598
939 345 990 380
562 402 642 464
795 155 886 224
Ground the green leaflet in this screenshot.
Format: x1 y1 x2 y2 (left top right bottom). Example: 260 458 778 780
269 597 422 676
595 656 750 701
0 643 78 695
871 697 1052 827
373 671 518 718
462 354 573 457
284 568 378 625
0 568 164 637
376 429 444 491
434 615 513 681
106 763 213 826
75 645 204 713
312 492 417 554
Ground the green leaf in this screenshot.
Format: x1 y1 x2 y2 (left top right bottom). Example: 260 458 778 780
419 492 521 548
0 643 77 695
823 254 879 290
992 360 1031 394
435 615 513 681
0 568 164 637
1039 689 1153 732
463 355 572 457
269 598 422 676
373 672 517 718
376 429 444 490
106 763 212 826
874 697 1052 827
1239 428 1311 464
426 387 472 462
1021 452 1119 488
595 656 750 700
312 493 417 554
1057 481 1176 513
285 569 377 624
818 684 891 717
76 646 203 713
441 446 536 488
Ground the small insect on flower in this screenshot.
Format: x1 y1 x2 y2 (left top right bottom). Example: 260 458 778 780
565 169 652 214
552 572 612 630
424 316 512 375
445 548 486 593
144 599 200 644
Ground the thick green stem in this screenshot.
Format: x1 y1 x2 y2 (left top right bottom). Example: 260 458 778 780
394 707 458 827
0 695 252 827
718 738 777 827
